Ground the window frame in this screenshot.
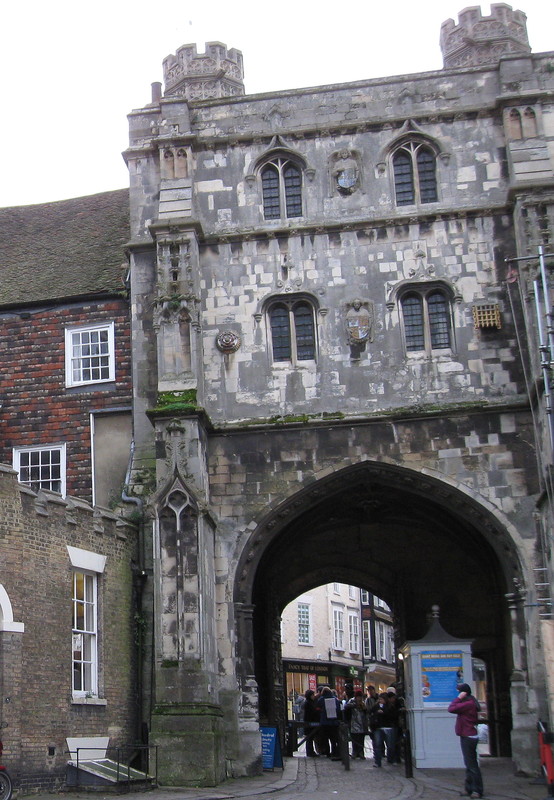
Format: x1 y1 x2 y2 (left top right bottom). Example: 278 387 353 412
391 140 438 207
65 322 115 388
13 443 67 496
399 285 453 357
260 156 304 221
332 606 345 651
297 601 312 645
267 297 317 365
376 620 387 661
362 619 373 659
72 569 99 698
348 612 360 654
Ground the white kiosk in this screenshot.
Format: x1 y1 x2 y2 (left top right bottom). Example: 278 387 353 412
400 605 474 768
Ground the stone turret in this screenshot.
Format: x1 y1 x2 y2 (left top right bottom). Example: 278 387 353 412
440 3 531 68
162 41 244 100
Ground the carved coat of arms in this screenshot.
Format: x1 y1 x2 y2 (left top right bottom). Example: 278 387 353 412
346 300 375 344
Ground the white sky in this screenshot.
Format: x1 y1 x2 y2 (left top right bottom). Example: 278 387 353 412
1 0 552 208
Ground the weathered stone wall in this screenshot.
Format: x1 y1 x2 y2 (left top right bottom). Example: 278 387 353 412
124 36 554 783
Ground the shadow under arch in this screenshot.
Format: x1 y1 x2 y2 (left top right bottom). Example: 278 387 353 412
233 459 528 760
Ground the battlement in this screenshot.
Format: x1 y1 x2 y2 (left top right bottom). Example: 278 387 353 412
440 3 531 69
162 41 245 101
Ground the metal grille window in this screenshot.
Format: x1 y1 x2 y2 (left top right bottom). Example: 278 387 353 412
268 299 316 363
393 142 438 206
65 323 115 387
472 303 501 330
72 570 98 695
13 444 66 495
333 608 344 650
401 288 452 354
297 602 311 644
261 158 303 220
349 613 360 653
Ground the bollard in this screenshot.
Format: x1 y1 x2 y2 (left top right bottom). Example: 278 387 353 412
403 727 413 778
339 722 350 770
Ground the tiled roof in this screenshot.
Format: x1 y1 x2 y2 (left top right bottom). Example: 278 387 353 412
0 189 130 307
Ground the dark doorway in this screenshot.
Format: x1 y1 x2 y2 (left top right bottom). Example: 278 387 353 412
240 462 521 757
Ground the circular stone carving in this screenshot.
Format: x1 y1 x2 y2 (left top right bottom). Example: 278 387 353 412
216 330 241 353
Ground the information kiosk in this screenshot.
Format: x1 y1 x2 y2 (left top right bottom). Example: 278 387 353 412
400 605 474 768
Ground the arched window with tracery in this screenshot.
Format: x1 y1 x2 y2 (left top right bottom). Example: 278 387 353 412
400 286 452 354
392 141 438 206
267 298 316 363
261 157 303 220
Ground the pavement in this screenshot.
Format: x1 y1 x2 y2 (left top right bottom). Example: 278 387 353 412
22 753 551 800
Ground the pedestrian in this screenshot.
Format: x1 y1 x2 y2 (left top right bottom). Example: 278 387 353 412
346 690 369 758
302 689 320 757
369 692 398 767
448 683 484 798
316 686 342 760
386 686 404 763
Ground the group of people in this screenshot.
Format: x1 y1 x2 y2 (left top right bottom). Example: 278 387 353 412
294 680 485 799
294 683 404 765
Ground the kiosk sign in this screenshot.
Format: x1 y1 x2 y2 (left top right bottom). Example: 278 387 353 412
421 650 463 704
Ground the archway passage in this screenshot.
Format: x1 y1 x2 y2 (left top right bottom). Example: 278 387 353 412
243 462 522 758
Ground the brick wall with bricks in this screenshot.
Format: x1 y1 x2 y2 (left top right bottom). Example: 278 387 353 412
0 465 139 791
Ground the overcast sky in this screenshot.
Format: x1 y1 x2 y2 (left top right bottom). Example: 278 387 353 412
1 0 552 208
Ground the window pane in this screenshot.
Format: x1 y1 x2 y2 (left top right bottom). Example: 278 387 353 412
402 294 425 351
293 303 315 360
270 305 291 360
298 603 310 644
72 570 97 695
70 327 112 384
18 447 63 493
283 163 302 218
393 150 414 205
428 291 451 348
262 165 280 219
417 147 438 203
362 620 372 659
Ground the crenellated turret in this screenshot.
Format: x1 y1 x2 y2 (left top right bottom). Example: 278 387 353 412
162 41 244 100
440 3 531 68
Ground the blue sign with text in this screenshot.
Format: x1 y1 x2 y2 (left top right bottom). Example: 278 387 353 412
260 726 283 769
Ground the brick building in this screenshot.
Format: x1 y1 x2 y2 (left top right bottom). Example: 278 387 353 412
0 189 137 789
0 189 132 505
0 466 139 792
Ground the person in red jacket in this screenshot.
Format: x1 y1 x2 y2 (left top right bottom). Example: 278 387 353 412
448 683 484 798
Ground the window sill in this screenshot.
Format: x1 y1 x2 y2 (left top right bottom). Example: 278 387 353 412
65 381 116 393
72 696 107 706
271 360 317 369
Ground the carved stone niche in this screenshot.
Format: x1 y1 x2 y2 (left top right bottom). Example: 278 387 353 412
345 298 375 359
329 149 362 196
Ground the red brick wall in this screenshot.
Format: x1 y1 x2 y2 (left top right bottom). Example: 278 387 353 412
0 299 131 504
